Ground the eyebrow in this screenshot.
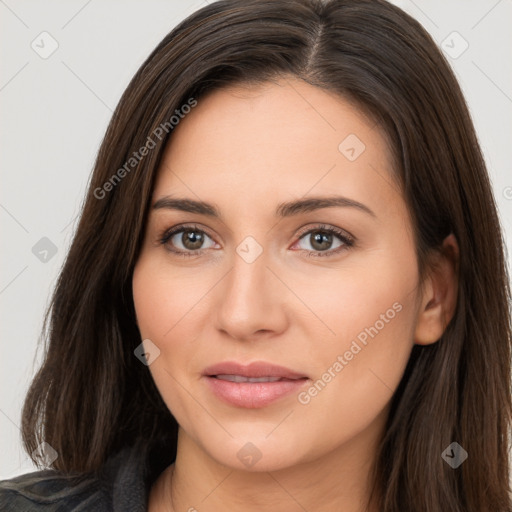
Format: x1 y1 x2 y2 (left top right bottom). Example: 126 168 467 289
153 195 376 219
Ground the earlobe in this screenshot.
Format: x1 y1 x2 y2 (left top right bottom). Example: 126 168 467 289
414 233 459 346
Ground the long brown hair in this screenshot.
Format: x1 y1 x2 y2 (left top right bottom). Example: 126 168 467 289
21 0 511 510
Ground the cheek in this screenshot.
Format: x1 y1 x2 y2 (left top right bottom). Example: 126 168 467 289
132 255 208 340
289 243 418 349
132 257 207 429
294 311 414 458
292 251 418 441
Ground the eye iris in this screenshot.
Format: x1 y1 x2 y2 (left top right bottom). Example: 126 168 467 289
311 231 332 251
182 230 204 250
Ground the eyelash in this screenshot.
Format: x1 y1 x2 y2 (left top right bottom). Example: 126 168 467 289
157 223 355 259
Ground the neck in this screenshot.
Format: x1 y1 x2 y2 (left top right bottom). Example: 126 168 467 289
150 413 385 512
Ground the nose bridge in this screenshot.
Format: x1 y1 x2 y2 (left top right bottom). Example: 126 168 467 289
214 239 286 339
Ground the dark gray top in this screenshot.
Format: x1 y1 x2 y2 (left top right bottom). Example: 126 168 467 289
0 437 175 511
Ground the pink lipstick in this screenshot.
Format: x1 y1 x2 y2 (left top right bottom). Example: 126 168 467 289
202 361 309 408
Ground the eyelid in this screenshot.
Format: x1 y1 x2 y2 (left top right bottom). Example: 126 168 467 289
294 223 355 244
290 224 355 258
158 223 217 245
158 222 355 258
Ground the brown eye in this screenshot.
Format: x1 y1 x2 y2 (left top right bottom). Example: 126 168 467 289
308 231 335 251
179 229 205 250
159 225 217 256
293 225 354 258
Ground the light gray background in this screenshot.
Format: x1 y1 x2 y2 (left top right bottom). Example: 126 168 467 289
1 0 511 478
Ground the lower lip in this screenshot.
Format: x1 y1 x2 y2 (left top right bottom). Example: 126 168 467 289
204 376 308 408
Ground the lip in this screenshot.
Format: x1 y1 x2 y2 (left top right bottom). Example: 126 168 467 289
203 361 308 380
202 361 309 408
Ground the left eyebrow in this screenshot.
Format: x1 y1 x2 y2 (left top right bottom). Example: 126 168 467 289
275 196 376 218
152 195 376 219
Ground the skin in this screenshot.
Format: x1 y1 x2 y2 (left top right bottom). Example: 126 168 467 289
132 76 459 512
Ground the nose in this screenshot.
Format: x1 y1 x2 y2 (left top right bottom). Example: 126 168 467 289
214 248 289 342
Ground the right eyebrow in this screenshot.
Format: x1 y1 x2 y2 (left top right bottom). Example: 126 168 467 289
153 197 219 217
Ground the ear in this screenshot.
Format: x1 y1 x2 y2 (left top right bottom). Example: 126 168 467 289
414 233 459 345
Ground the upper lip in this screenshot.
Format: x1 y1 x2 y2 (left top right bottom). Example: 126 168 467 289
203 361 308 380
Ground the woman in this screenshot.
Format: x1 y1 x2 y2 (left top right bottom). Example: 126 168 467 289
1 0 510 510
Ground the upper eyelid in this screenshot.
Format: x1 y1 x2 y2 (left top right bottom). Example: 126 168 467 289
295 224 354 241
159 223 353 248
162 223 217 241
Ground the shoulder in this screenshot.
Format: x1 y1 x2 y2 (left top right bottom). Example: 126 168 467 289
0 469 106 511
0 437 175 511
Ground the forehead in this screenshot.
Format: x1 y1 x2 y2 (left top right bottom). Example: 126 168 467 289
152 78 400 220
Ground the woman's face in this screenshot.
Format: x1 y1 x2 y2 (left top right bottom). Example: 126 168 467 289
132 77 424 472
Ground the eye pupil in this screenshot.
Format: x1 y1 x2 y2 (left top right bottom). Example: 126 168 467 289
183 230 204 250
311 232 332 251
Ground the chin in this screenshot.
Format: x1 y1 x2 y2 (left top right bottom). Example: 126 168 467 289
194 429 313 473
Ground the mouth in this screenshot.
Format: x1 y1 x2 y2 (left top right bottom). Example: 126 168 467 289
213 375 295 383
202 361 309 408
